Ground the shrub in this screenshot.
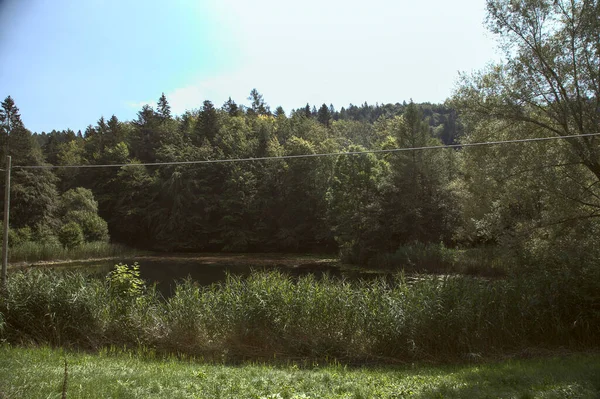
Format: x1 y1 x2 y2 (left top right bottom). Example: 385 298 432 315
5 226 33 247
58 222 84 249
60 188 98 214
65 211 109 242
106 263 144 299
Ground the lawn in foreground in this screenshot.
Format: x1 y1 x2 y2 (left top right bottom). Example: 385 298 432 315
0 346 599 399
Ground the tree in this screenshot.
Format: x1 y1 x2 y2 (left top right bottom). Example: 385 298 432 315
453 0 600 180
223 97 240 117
106 115 126 147
451 0 600 262
1 96 34 164
274 106 286 118
317 103 332 127
156 92 172 121
0 96 59 229
131 104 159 162
194 100 219 145
377 103 458 246
248 89 270 116
304 104 312 118
327 146 383 263
55 138 86 191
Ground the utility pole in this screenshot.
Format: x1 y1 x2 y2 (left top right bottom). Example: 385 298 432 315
1 155 11 292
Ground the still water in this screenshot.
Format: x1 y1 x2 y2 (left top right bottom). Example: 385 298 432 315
51 254 393 297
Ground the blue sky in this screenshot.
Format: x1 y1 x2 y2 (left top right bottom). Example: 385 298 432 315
0 0 499 133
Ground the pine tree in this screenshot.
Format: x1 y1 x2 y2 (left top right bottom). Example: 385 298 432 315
304 104 312 118
248 89 270 116
106 115 125 147
223 97 240 117
0 96 59 229
274 106 286 118
156 93 171 121
1 96 37 165
194 100 219 145
131 104 159 162
329 104 336 119
317 104 331 127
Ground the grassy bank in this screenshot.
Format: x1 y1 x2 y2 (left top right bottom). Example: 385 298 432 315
1 266 598 363
3 242 139 264
368 243 509 277
1 346 599 398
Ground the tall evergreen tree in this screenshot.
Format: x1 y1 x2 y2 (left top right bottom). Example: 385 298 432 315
156 92 172 121
304 103 312 118
194 100 219 145
317 104 332 127
248 89 270 116
0 96 34 164
0 96 59 229
274 106 286 118
222 97 240 117
131 104 160 162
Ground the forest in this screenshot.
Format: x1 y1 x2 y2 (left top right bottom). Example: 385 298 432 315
1 0 599 271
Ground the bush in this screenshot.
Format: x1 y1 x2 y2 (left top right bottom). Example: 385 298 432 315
65 211 109 242
4 226 33 247
106 263 144 299
58 222 84 249
31 224 60 246
60 188 98 214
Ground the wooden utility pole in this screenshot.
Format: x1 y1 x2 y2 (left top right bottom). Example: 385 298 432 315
1 155 11 291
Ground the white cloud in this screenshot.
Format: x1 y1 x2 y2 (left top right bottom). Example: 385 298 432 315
130 0 501 115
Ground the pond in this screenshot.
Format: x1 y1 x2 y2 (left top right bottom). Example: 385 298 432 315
33 253 396 297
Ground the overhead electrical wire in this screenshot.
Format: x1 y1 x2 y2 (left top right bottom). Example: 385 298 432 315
5 132 600 170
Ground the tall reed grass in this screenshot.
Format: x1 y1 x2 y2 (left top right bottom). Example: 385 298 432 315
3 242 138 264
370 242 509 277
1 265 598 363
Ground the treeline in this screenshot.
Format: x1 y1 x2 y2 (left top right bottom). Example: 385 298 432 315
0 93 461 261
1 80 599 268
2 0 600 267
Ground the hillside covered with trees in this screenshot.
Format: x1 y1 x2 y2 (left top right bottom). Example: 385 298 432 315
1 0 599 271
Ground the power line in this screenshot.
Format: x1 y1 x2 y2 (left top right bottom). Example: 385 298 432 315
9 132 600 170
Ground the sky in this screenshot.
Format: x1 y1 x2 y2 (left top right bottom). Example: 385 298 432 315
0 0 500 133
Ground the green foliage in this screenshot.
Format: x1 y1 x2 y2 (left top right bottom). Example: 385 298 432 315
64 211 109 242
327 145 383 263
3 94 466 257
57 187 109 243
60 187 98 214
106 262 144 299
1 268 598 362
58 222 84 249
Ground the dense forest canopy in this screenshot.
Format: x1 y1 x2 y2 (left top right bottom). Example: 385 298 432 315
1 0 599 267
1 93 460 258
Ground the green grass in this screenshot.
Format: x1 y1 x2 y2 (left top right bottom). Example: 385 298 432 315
4 241 139 264
0 346 599 399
